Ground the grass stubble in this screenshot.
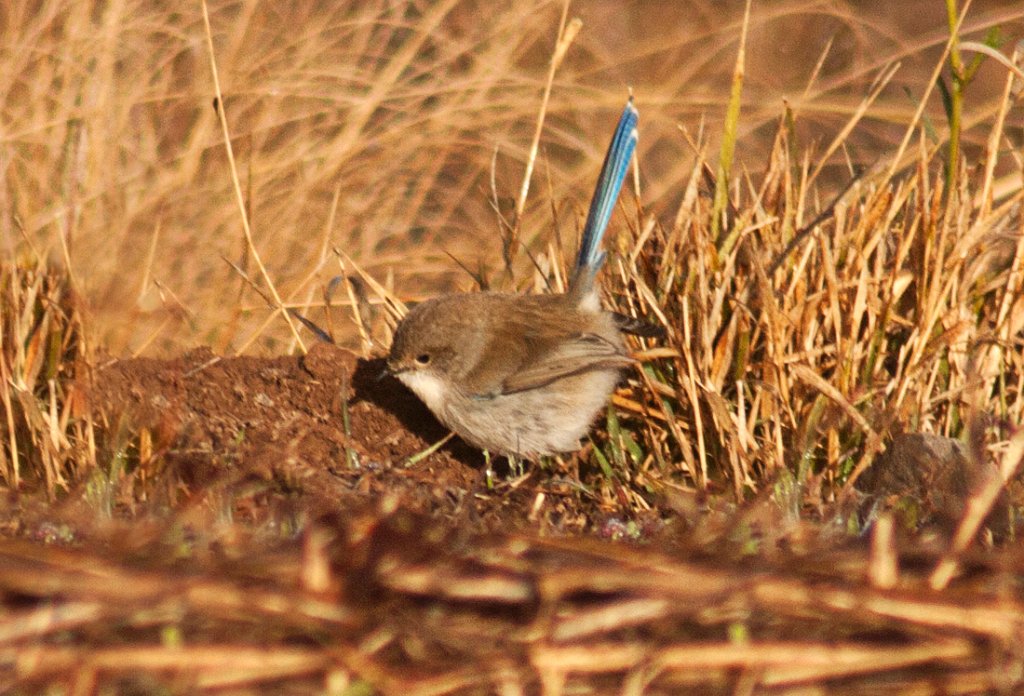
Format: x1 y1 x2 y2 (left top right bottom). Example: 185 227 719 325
2 0 1024 692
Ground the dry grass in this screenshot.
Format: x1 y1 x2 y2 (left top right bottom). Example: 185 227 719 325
2 0 1020 354
0 259 90 493
3 505 1024 694
3 0 1024 692
593 31 1024 509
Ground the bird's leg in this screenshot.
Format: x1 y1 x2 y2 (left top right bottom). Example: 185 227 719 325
484 450 495 490
507 454 525 479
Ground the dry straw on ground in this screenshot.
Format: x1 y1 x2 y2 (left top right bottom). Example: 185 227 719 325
3 506 1024 694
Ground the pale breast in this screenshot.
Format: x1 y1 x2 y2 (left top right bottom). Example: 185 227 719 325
441 367 622 456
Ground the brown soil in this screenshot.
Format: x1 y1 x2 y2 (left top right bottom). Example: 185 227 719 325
81 342 662 538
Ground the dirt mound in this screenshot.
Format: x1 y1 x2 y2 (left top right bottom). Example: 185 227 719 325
85 343 650 535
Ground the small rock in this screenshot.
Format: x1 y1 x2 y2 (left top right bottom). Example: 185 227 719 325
858 432 1009 537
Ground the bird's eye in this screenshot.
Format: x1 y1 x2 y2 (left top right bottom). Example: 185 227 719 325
415 353 431 365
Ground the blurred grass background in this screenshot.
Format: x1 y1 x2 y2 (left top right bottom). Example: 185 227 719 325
2 0 1021 355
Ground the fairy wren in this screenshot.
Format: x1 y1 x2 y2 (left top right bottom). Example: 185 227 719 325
388 100 642 458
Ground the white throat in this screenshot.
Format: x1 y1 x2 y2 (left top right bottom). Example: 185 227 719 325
397 371 450 415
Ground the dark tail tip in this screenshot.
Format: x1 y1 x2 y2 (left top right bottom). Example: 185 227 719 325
613 312 666 339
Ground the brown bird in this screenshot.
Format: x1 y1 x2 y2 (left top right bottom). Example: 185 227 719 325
388 100 645 458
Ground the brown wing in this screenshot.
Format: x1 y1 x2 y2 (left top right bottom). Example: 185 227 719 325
499 332 631 394
457 294 629 397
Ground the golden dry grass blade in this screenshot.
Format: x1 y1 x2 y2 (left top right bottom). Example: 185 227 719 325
199 0 306 352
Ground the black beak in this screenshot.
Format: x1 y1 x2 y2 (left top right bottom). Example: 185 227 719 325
380 360 404 381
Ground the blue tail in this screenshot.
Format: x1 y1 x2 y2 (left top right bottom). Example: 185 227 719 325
570 99 639 297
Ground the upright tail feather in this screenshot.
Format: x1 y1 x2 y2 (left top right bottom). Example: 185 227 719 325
569 98 639 300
